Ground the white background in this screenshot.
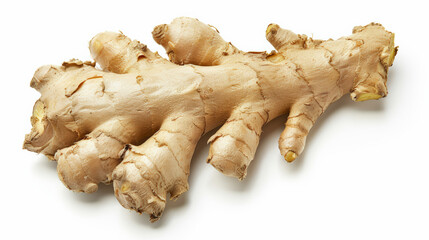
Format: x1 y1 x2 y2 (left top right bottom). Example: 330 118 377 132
1 0 428 239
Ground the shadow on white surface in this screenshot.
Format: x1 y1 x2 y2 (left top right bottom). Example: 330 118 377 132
33 155 57 172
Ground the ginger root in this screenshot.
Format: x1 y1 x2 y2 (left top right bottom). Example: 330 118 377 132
23 17 397 221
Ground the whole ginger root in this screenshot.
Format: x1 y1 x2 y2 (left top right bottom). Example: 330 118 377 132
24 17 397 221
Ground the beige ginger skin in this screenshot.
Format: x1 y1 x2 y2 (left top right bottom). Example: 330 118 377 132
23 17 397 221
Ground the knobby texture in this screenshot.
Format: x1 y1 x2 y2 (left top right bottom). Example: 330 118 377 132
23 17 397 221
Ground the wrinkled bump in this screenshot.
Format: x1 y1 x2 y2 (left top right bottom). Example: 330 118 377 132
30 65 57 90
89 31 131 71
53 132 123 193
113 161 167 222
152 24 168 45
209 155 247 180
84 183 98 193
56 149 100 193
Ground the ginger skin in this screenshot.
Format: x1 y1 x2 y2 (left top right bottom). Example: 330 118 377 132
23 17 397 221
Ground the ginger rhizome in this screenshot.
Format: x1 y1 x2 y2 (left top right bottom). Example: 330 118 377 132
23 17 397 221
